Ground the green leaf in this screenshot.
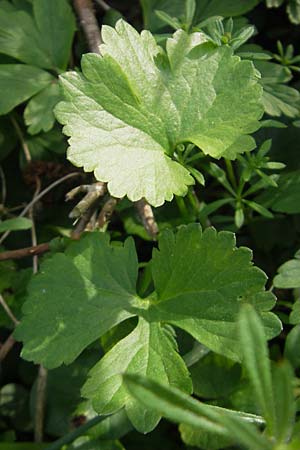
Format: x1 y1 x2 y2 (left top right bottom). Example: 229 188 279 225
24 83 61 135
14 233 140 368
272 360 296 443
255 60 300 118
238 305 276 435
123 374 270 450
189 353 242 399
179 423 233 450
140 0 259 32
0 65 53 115
0 0 75 71
82 318 192 432
284 326 300 369
287 0 300 24
290 300 300 325
243 200 274 219
147 225 281 361
256 171 300 214
56 20 263 207
274 254 300 289
0 217 33 232
32 0 76 71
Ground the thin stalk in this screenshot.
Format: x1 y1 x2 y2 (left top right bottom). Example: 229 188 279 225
44 415 107 450
225 159 238 190
0 172 82 245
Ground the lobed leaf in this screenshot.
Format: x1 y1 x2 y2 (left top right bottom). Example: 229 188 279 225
55 20 263 206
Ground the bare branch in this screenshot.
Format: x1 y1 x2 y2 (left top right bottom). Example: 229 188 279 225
34 365 48 443
73 0 102 54
135 199 159 240
97 197 118 229
0 243 50 261
0 333 16 362
94 0 111 11
0 293 19 326
0 173 82 245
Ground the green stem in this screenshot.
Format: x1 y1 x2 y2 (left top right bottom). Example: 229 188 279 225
44 415 107 450
225 159 238 190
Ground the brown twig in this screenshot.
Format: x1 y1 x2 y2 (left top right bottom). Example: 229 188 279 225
97 197 118 229
10 116 32 163
0 173 82 245
73 0 102 53
0 333 16 362
135 199 159 240
0 293 19 361
67 182 106 218
0 243 50 261
34 365 48 443
0 294 19 326
94 0 111 11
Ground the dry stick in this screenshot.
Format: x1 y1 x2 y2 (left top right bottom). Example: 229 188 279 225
73 0 103 53
0 293 19 326
0 243 50 261
0 293 19 362
0 333 16 362
35 365 48 443
135 199 159 240
0 172 82 245
94 0 111 11
97 197 118 229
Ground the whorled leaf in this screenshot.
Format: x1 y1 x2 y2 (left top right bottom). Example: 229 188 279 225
55 20 263 206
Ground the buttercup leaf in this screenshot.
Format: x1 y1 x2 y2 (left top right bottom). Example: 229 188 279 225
55 20 263 206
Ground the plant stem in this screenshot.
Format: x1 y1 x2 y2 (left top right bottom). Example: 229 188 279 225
0 242 50 261
0 332 16 361
95 0 111 11
73 0 103 53
225 159 238 190
0 173 82 245
10 115 31 163
34 365 48 443
44 415 107 450
135 199 159 240
0 293 19 325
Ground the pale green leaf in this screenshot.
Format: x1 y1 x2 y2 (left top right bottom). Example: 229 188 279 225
0 217 33 232
56 20 263 206
82 318 192 433
0 65 53 115
146 224 281 361
14 233 140 368
24 83 61 135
